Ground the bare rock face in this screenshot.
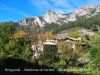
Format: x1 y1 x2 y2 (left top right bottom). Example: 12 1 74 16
19 17 46 27
19 5 100 27
43 10 68 24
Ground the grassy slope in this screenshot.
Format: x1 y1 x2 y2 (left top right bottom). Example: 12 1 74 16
56 27 100 38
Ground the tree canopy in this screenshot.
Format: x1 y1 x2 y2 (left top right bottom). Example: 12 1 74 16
0 23 32 62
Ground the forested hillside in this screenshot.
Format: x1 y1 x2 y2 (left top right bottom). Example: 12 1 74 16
52 14 100 34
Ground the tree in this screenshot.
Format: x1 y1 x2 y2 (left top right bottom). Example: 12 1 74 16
92 24 98 31
69 27 79 38
89 46 100 63
0 23 15 43
0 23 16 64
58 41 84 67
85 23 91 29
4 39 32 61
35 30 54 42
39 45 58 65
10 31 26 39
0 23 33 64
89 35 100 69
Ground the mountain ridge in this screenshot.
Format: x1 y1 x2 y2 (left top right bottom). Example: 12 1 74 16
19 5 100 27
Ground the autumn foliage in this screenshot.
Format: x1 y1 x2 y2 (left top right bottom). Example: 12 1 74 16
69 27 79 38
35 30 55 42
9 31 27 39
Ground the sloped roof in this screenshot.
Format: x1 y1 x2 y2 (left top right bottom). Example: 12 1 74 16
43 41 57 45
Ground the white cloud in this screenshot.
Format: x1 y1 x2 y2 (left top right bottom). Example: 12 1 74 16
0 3 32 17
30 0 52 10
30 0 73 14
49 0 71 7
30 0 100 15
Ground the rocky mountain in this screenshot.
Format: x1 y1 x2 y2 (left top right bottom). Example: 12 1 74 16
19 5 100 27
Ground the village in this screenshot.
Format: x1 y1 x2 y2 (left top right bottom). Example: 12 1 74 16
31 36 86 59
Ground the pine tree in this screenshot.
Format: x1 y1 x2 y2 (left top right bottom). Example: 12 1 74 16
92 24 98 31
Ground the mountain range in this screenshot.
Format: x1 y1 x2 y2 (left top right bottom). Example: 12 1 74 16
19 5 100 27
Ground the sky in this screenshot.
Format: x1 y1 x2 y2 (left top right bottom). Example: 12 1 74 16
0 0 100 22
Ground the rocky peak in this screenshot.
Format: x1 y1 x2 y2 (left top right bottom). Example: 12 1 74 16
19 17 46 27
83 5 95 8
43 10 66 24
19 18 35 25
34 16 46 27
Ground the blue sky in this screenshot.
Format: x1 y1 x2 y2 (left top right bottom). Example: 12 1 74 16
0 0 100 22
